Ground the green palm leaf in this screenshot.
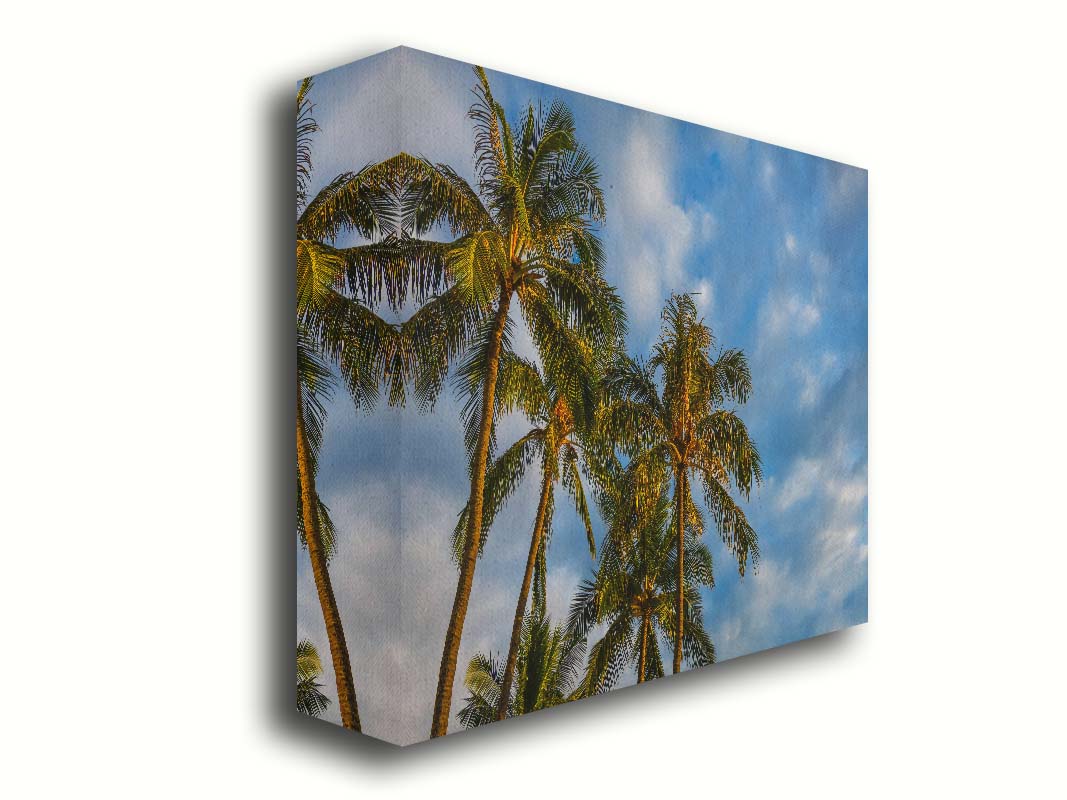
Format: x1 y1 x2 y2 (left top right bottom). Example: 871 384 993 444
594 293 760 674
296 639 331 717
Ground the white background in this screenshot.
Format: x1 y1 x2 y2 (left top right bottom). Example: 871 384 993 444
3 1 1065 796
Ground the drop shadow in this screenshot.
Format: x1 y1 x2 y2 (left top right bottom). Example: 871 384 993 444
398 625 865 760
256 45 402 766
273 625 864 772
258 74 299 755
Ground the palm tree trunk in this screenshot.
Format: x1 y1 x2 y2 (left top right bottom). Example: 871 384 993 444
431 291 512 737
296 400 360 730
673 468 686 675
495 465 553 720
637 612 650 683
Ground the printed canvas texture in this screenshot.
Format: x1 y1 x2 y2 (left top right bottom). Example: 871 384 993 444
295 46 868 746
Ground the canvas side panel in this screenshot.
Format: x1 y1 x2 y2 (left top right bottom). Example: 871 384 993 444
296 49 405 744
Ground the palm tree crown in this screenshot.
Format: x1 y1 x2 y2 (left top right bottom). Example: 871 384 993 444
408 67 625 737
450 351 598 566
569 456 716 691
600 293 760 674
459 609 586 728
451 350 603 722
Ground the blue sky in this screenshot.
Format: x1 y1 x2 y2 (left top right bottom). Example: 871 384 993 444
297 47 867 745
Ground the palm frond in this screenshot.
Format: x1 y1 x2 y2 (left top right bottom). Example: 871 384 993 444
683 616 716 667
458 652 505 728
540 253 627 350
702 347 754 406
605 354 662 411
296 639 331 717
446 230 507 308
296 77 319 213
471 66 515 200
297 321 333 468
337 237 449 311
700 475 760 576
460 611 584 727
297 163 398 242
389 284 486 412
531 142 606 224
695 409 763 498
561 444 597 559
297 491 337 561
453 312 517 461
450 432 543 562
395 156 493 237
582 614 634 694
556 629 588 701
567 576 600 640
305 286 395 411
518 282 597 424
495 352 550 421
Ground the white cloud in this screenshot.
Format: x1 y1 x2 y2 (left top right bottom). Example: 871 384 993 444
772 456 823 513
716 437 867 659
761 158 777 192
763 293 821 339
808 250 831 276
771 432 861 514
609 117 715 324
700 210 720 240
296 475 402 735
693 278 715 316
797 351 841 409
785 232 798 256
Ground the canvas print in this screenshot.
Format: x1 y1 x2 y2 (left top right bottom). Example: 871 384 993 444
295 46 868 746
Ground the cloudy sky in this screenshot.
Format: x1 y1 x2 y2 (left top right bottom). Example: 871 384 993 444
297 47 867 745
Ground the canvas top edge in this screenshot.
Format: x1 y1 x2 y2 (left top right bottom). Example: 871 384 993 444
298 44 868 174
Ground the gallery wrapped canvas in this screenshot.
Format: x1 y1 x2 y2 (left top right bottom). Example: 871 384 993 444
295 46 867 746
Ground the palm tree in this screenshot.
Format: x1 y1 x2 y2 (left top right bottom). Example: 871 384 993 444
450 353 601 721
458 609 586 728
296 639 330 718
399 67 625 737
601 293 760 675
296 78 451 730
568 458 716 691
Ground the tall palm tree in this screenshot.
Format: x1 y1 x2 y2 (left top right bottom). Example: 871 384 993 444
601 293 760 675
296 639 330 718
450 353 600 721
399 67 625 737
458 609 586 728
569 458 716 691
296 78 450 730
